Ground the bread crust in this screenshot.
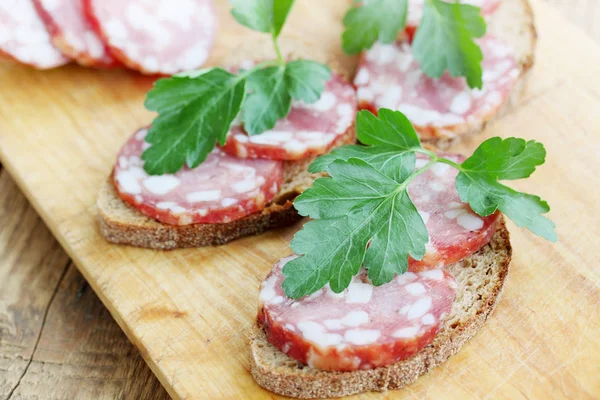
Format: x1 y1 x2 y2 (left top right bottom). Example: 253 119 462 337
249 218 512 398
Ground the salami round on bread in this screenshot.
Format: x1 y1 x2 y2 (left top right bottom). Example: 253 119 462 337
258 256 457 371
113 128 283 225
222 73 357 161
0 0 70 69
354 35 519 142
408 154 499 271
84 0 216 74
33 0 117 67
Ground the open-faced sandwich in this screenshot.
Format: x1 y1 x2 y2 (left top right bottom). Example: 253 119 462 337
250 108 556 398
346 0 536 147
97 24 357 248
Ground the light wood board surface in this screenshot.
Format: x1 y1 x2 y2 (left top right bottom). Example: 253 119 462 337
0 1 599 399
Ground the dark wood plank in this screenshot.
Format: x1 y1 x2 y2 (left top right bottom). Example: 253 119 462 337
0 170 70 396
0 171 169 399
8 265 170 400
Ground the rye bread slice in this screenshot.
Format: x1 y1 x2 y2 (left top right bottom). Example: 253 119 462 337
418 0 537 147
249 218 512 398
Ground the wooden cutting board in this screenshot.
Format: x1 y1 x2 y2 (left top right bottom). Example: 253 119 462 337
0 0 598 399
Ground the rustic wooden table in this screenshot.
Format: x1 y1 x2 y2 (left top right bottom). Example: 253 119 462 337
0 1 597 399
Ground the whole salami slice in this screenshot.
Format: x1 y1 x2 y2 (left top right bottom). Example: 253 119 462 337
113 128 283 225
259 256 457 371
354 35 519 140
406 0 501 33
408 153 499 271
84 0 216 75
221 73 357 161
0 0 70 69
33 0 118 67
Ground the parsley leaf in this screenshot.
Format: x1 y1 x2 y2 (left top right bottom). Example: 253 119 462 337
459 137 546 180
283 157 428 298
242 66 290 135
456 137 557 241
309 109 420 173
242 61 331 134
231 0 295 38
413 0 486 88
309 145 409 174
283 109 556 298
282 217 366 297
285 60 331 103
142 69 245 174
296 154 414 219
272 0 295 37
356 108 420 147
342 0 408 54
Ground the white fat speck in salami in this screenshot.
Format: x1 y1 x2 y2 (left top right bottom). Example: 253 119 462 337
258 256 456 371
222 73 357 160
113 127 283 225
407 152 499 271
406 0 501 32
84 0 216 74
354 35 519 139
33 0 117 67
0 0 69 69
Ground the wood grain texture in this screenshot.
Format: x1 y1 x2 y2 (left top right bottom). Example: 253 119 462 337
0 171 70 397
0 171 169 400
0 0 599 399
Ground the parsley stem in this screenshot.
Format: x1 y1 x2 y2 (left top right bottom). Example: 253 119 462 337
413 147 462 170
398 158 437 191
272 34 285 66
393 147 465 194
436 157 462 170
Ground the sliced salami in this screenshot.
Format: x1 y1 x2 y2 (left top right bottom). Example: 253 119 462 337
113 128 283 225
408 153 499 271
406 0 501 32
0 0 70 69
84 0 216 75
33 0 118 67
221 73 357 161
258 256 457 371
354 35 519 140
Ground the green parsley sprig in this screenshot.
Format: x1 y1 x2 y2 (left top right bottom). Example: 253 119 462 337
342 0 486 88
282 109 557 299
141 0 331 175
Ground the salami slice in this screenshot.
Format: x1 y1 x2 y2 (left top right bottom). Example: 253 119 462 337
354 35 519 140
406 0 501 33
258 256 457 371
221 73 357 160
33 0 118 67
113 128 283 225
84 0 216 75
408 153 499 271
0 0 69 69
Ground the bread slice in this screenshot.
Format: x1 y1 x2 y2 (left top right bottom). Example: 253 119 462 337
249 217 512 398
97 38 355 249
420 0 537 148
